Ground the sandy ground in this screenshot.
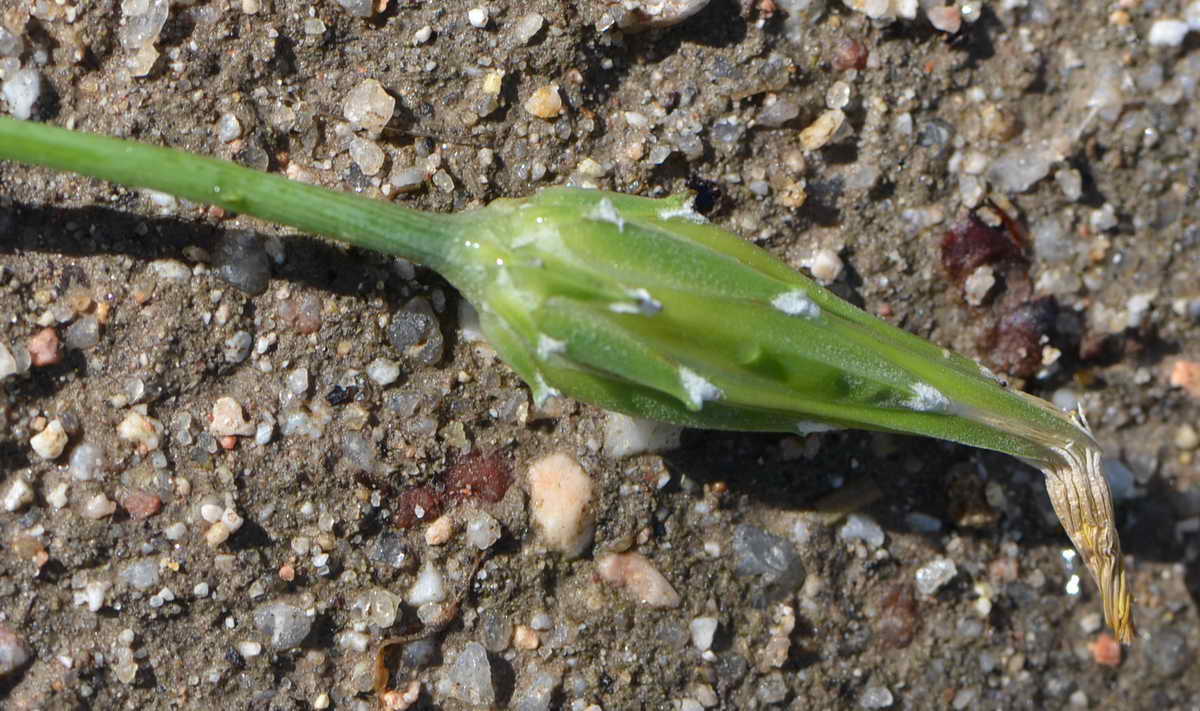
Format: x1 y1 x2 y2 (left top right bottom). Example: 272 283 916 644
1 0 1199 708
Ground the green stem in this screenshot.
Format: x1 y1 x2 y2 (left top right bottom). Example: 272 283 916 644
0 116 464 274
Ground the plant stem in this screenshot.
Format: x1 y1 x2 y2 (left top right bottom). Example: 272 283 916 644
0 116 465 275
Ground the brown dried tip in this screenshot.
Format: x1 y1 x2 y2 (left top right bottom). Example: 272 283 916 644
1037 409 1135 644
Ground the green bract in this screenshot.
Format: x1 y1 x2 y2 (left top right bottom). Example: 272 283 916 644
0 116 1133 642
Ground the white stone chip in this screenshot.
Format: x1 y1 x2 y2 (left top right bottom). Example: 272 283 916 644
1148 18 1190 46
407 562 447 606
915 557 958 595
3 479 33 512
527 453 595 558
603 412 683 458
117 411 163 450
468 7 489 28
210 397 256 437
806 249 843 284
343 78 395 133
690 617 718 651
81 493 117 520
30 419 68 460
2 68 41 120
367 357 401 386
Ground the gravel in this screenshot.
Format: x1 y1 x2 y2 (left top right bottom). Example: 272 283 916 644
2 0 1199 707
253 601 313 650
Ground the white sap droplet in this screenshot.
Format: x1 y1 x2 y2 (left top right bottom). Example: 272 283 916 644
679 367 722 408
588 198 624 231
771 291 821 319
536 334 566 360
904 382 951 413
657 201 707 223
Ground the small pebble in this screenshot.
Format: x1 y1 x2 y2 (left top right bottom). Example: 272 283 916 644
46 481 69 509
344 78 395 133
412 25 433 44
757 97 799 128
465 510 502 550
926 5 961 33
596 552 681 608
806 248 843 284
120 557 160 590
444 641 494 706
915 557 957 595
215 112 242 143
0 624 31 677
117 411 163 450
1088 632 1122 667
513 625 539 650
367 357 401 386
860 685 894 709
610 0 711 31
1174 424 1199 450
254 601 313 649
733 524 807 600
838 513 886 549
467 7 489 28
335 0 373 17
513 13 545 44
0 342 22 380
30 418 68 459
210 397 256 437
1146 629 1189 678
690 617 718 652
122 490 162 520
603 413 682 458
3 479 33 512
799 109 845 151
524 85 563 119
527 453 595 558
350 136 386 176
214 230 272 296
205 521 232 546
407 562 446 606
1148 18 1190 46
2 68 41 120
28 327 62 366
81 493 117 519
424 515 454 545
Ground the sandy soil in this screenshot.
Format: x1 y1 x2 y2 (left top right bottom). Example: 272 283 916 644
1 0 1198 708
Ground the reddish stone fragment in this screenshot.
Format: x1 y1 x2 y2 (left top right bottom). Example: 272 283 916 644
1089 632 1122 667
984 297 1058 379
445 450 513 503
941 212 1025 284
27 327 62 367
878 583 919 648
276 293 322 334
123 490 162 520
392 485 444 529
832 38 868 71
1170 360 1200 399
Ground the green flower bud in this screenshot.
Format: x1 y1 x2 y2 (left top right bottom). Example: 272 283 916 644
0 117 1132 643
